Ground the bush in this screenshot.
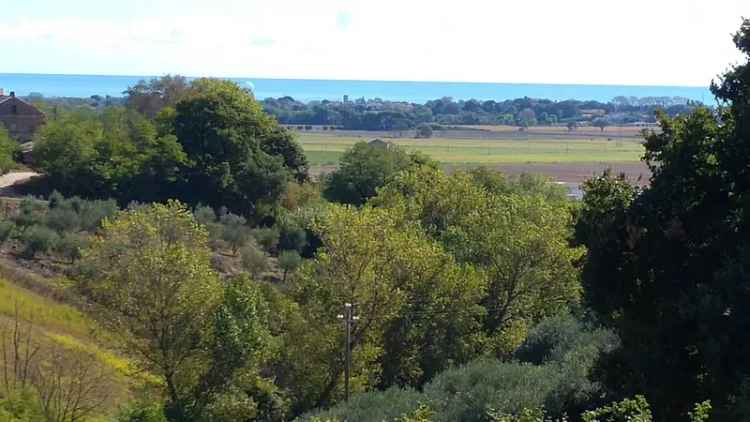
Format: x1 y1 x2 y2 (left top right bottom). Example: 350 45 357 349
45 206 81 233
415 123 433 139
77 198 118 231
193 204 215 225
117 400 168 422
12 197 45 230
241 245 270 279
0 220 15 244
277 219 307 253
0 389 45 422
20 225 59 258
53 233 89 263
278 250 302 282
581 395 652 422
305 315 617 422
220 213 251 255
251 227 279 253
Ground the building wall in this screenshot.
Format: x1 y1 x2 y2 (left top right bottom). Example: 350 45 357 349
0 97 46 142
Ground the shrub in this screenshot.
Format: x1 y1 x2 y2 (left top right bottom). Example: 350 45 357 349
0 220 15 245
0 389 45 422
53 233 89 263
241 245 269 279
20 225 59 258
220 213 251 255
251 227 279 253
12 197 45 230
194 204 217 226
45 206 80 233
116 400 168 422
77 199 118 231
278 250 302 282
581 395 652 422
277 219 307 253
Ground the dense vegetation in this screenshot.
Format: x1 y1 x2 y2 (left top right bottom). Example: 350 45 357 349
262 94 699 131
32 78 308 221
0 16 747 422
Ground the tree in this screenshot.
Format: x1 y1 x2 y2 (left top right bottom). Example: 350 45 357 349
124 74 190 117
592 118 609 132
288 204 483 407
323 142 434 206
33 109 187 202
576 19 750 420
374 166 583 357
0 127 18 174
77 201 224 418
278 250 302 282
567 121 578 132
171 79 307 218
415 124 433 139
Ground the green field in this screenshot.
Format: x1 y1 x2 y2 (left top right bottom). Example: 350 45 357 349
297 133 645 167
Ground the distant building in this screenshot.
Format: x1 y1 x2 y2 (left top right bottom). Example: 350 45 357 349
0 90 46 141
368 139 394 150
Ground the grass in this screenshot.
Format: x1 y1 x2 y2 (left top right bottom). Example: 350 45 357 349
0 277 91 338
297 133 645 167
0 276 158 385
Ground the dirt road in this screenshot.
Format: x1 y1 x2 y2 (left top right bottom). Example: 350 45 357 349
0 171 40 197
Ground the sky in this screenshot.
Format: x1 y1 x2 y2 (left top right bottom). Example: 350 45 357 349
0 0 747 87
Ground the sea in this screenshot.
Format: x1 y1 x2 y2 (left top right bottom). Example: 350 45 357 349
0 73 714 104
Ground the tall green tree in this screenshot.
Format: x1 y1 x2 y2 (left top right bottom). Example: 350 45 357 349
78 201 223 418
375 166 583 356
323 142 434 206
286 204 483 408
170 79 308 218
576 19 750 420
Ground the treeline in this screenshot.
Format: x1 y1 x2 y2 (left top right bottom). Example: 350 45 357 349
261 94 700 131
31 78 307 222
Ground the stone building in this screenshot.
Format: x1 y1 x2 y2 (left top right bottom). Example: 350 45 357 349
0 91 46 141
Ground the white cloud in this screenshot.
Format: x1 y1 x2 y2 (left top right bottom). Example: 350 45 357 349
0 0 747 85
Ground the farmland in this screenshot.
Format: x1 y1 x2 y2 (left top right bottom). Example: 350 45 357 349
296 126 650 183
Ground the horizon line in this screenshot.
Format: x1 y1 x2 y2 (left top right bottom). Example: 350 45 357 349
0 72 713 90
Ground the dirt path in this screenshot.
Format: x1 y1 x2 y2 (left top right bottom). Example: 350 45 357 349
0 171 41 197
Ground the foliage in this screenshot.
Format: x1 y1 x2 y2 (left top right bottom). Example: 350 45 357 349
241 244 270 280
575 19 750 420
0 126 19 174
34 108 187 203
124 74 190 117
263 94 698 130
374 166 583 357
53 233 89 263
251 227 280 253
20 225 59 259
415 123 433 139
289 204 483 407
323 142 434 206
581 395 652 422
219 212 251 255
305 315 615 422
0 219 15 245
116 400 168 422
77 201 223 418
278 250 302 282
170 78 307 219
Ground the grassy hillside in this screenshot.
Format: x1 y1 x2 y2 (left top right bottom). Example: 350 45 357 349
0 269 154 420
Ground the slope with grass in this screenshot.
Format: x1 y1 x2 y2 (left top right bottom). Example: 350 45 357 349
0 269 154 419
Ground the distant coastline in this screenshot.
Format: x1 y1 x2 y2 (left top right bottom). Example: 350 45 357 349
0 73 714 104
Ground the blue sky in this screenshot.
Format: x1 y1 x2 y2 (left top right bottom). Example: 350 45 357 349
1 0 747 86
